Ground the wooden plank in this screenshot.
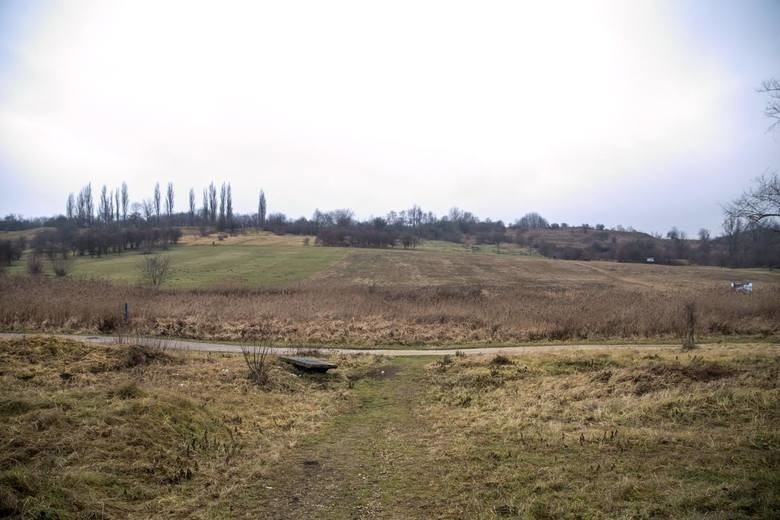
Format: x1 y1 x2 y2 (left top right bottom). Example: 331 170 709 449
279 356 337 372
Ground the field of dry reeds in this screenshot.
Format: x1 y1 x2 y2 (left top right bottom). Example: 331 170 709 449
1 249 778 345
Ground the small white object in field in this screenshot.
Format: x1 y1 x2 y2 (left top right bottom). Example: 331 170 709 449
381 370 385 375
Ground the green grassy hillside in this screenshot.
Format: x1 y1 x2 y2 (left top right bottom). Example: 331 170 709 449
6 240 347 289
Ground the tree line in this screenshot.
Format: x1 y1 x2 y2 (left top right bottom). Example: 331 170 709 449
1 171 778 270
61 181 249 232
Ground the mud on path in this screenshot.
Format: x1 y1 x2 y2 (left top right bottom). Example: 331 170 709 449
252 358 443 519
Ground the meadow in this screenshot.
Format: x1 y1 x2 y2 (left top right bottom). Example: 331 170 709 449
2 233 779 518
3 231 346 289
1 336 777 518
1 235 778 345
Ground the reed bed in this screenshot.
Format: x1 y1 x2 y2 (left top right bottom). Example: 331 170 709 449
1 274 777 345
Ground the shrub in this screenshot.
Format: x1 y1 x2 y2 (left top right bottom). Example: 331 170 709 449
680 301 697 350
140 254 171 287
241 345 272 385
111 381 144 399
490 354 512 365
51 257 73 277
26 255 43 276
117 342 172 369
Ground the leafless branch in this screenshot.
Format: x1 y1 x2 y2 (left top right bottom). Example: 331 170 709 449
758 78 780 132
725 172 780 229
241 344 272 385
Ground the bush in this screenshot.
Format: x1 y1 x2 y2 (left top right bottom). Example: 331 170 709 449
680 302 697 350
51 257 73 277
490 354 512 365
26 255 43 276
241 345 272 385
0 239 23 267
140 254 171 287
111 381 144 399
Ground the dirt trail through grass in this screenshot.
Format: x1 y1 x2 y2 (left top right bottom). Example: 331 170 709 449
254 358 439 519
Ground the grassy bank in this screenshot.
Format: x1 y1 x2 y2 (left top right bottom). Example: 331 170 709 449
0 336 386 518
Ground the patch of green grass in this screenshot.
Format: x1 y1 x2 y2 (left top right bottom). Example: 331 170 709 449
8 245 348 288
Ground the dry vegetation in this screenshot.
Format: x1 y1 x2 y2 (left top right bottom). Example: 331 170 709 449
1 249 778 346
1 337 777 518
0 336 386 518
416 344 780 518
178 229 313 247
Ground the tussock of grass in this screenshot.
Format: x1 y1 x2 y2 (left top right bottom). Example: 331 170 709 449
0 336 382 518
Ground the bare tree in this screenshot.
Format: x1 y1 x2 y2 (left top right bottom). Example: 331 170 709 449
81 183 94 225
226 183 233 231
218 182 226 230
121 182 129 221
208 182 218 224
188 188 196 224
722 215 742 258
140 254 171 287
333 208 354 227
76 190 86 223
66 193 75 220
515 212 549 229
726 173 780 228
109 189 114 223
759 78 780 132
98 185 112 224
142 199 154 221
153 182 161 221
407 204 423 229
114 188 121 221
165 182 174 217
202 188 210 222
258 190 266 228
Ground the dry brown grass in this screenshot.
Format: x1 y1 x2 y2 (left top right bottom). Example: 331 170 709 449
1 249 778 346
0 336 385 518
1 338 777 518
420 344 780 518
179 229 312 247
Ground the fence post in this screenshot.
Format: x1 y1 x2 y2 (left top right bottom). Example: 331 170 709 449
124 302 129 322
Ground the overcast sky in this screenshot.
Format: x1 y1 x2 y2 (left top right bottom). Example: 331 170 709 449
0 0 778 235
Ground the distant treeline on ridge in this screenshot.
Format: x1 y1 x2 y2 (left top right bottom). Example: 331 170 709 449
0 179 778 269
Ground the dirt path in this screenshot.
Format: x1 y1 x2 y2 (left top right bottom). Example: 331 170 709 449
0 332 680 356
251 358 438 519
